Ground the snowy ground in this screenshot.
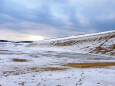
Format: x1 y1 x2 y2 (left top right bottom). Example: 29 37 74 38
0 43 115 86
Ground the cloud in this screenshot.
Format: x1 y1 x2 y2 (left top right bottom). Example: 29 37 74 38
0 21 94 41
51 10 73 28
0 28 26 41
0 0 115 40
96 13 115 21
76 13 89 27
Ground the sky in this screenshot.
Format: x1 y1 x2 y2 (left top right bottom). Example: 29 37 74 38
0 0 115 41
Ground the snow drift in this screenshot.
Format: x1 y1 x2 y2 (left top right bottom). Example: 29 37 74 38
27 30 115 56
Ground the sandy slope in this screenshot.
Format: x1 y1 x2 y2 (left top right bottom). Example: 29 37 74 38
28 30 115 56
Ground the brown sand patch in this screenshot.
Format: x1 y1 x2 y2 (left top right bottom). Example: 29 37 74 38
3 71 21 77
2 67 67 77
63 62 115 68
29 67 40 72
41 67 67 71
30 67 67 71
0 50 8 51
12 58 28 62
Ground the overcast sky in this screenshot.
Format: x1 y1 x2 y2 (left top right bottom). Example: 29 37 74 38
0 0 115 41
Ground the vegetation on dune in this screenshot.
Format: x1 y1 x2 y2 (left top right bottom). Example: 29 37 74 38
63 62 115 68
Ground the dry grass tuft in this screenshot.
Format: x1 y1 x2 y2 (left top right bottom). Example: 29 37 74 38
29 67 40 72
89 46 114 55
0 50 8 51
63 62 115 68
41 67 67 71
3 71 21 77
12 58 28 62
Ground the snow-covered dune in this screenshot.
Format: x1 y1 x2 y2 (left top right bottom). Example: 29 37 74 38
28 30 115 56
0 31 115 86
